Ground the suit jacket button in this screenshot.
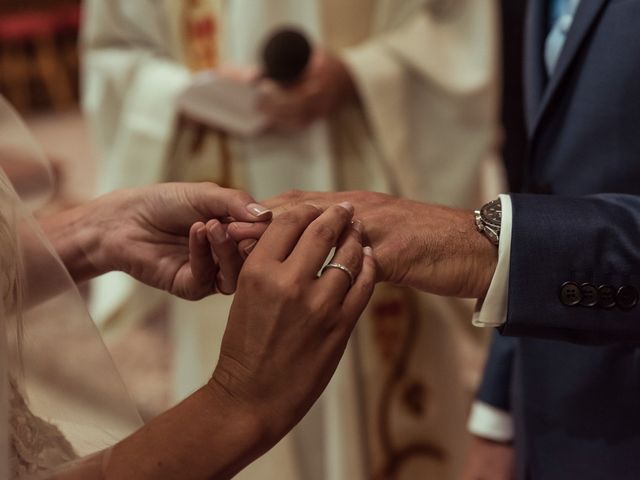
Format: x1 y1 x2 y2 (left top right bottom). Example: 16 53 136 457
560 282 581 306
598 285 617 309
579 283 598 307
616 285 639 311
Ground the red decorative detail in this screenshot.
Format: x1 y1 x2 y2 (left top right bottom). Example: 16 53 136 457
0 6 82 41
0 13 58 40
56 5 82 32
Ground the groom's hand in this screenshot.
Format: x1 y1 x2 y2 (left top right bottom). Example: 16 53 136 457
247 190 497 299
85 182 271 299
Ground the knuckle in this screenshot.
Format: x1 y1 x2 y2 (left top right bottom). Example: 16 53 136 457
330 203 351 219
299 203 323 217
273 210 300 226
231 189 253 204
238 264 265 290
183 290 200 301
308 298 337 327
273 204 319 227
283 189 304 203
311 223 339 244
338 248 362 271
281 281 303 301
200 181 221 189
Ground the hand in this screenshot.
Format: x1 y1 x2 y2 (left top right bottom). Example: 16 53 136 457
209 203 376 446
257 49 357 132
461 436 515 480
233 190 498 299
83 182 271 299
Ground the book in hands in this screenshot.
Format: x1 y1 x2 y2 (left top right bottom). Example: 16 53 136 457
177 71 269 137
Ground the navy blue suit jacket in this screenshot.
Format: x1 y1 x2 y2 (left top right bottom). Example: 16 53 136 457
479 1 640 478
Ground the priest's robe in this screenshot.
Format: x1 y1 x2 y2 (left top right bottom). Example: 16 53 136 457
82 1 501 478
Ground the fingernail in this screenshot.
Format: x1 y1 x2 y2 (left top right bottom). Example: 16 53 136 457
210 224 227 243
352 220 362 233
243 240 257 257
247 203 271 218
339 202 354 213
364 246 373 257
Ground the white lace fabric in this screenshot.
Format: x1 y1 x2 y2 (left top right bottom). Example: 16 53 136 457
9 380 77 478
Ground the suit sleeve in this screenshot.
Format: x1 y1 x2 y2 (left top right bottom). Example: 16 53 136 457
502 193 640 344
476 332 516 411
467 332 516 441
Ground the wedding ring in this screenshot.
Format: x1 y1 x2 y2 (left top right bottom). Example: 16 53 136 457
322 262 355 287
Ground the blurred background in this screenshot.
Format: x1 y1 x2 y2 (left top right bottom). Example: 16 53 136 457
0 0 173 420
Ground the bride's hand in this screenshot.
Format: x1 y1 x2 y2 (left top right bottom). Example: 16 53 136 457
84 182 271 299
208 202 376 447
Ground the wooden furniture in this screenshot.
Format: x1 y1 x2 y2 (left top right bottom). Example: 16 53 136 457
0 4 81 112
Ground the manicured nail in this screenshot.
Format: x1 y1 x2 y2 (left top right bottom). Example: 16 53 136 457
210 224 227 243
339 202 354 213
364 246 373 257
247 203 271 218
352 220 362 234
243 240 257 257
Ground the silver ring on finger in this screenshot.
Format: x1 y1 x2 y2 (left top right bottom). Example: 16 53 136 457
322 262 355 287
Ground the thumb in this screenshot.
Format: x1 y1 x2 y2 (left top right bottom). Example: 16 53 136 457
219 186 272 222
188 183 272 223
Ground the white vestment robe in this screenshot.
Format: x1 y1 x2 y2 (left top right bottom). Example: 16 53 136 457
82 1 501 478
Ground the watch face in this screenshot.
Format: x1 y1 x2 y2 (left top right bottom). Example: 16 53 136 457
481 199 502 228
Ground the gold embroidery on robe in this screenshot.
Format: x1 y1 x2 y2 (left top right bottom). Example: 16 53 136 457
181 0 218 72
369 285 445 480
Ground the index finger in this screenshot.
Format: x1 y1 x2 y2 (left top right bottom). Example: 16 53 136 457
247 204 323 264
286 202 354 278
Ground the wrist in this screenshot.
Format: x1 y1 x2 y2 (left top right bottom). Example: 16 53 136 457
107 381 270 479
414 205 498 298
471 213 499 298
202 379 271 461
39 200 106 283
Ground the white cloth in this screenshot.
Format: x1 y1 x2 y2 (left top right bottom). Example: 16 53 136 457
467 400 514 442
223 0 338 199
469 195 514 441
473 194 512 328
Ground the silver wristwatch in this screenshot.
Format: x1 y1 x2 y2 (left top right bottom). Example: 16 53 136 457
474 198 502 246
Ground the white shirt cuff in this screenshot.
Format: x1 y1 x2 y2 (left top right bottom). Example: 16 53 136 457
467 400 514 442
473 194 513 327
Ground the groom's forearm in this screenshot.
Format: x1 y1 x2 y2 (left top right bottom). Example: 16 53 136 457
261 189 498 298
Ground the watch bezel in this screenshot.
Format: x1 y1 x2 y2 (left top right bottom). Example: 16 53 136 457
475 198 502 246
480 199 502 229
